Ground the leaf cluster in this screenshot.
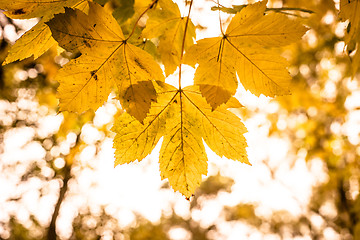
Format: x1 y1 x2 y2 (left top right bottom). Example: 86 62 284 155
0 0 307 197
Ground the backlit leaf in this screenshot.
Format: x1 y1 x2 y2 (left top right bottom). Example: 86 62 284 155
1 0 89 65
112 83 174 165
159 87 208 197
226 5 308 47
3 19 57 65
143 0 196 76
111 0 135 24
185 0 307 109
46 2 164 121
339 0 360 75
112 83 248 198
184 37 238 110
0 0 85 19
184 87 248 163
339 0 360 42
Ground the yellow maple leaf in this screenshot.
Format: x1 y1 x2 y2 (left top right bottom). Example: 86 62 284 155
112 82 248 198
0 0 89 65
184 37 238 110
0 0 85 19
183 86 248 163
339 0 360 75
352 48 360 76
112 81 175 165
134 0 154 13
2 19 57 65
46 2 164 122
225 2 307 47
184 0 308 110
339 0 360 43
142 0 196 76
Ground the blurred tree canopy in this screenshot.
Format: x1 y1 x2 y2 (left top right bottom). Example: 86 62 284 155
0 0 360 239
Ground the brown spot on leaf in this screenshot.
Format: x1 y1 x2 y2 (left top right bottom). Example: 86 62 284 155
90 70 98 81
134 58 147 72
13 9 25 15
83 40 91 48
122 81 156 122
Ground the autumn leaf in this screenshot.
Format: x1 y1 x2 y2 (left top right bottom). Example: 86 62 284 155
46 2 164 122
2 18 57 65
185 0 308 110
0 0 89 65
184 37 238 110
112 82 248 198
339 0 360 75
340 0 360 43
106 0 135 24
112 82 174 165
116 0 154 39
142 0 196 76
0 0 86 19
225 2 308 47
133 0 154 15
183 86 248 163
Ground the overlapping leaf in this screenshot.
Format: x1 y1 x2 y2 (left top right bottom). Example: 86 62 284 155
46 2 164 122
339 0 360 75
102 0 135 24
0 0 89 65
0 0 85 19
112 82 248 198
142 0 196 76
112 82 174 165
185 0 308 109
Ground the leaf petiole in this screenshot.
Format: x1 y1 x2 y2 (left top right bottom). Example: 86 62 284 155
178 0 194 90
125 0 159 41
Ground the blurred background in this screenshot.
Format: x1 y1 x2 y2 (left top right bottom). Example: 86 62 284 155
1 0 360 239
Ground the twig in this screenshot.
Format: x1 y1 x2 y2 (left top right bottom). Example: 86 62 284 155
47 164 71 240
125 0 158 41
266 7 314 14
178 0 194 89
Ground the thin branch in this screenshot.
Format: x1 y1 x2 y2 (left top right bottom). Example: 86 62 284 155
211 5 314 15
209 0 227 8
217 0 224 35
271 11 309 18
178 0 194 89
47 135 80 240
47 165 71 240
266 7 314 14
125 0 158 41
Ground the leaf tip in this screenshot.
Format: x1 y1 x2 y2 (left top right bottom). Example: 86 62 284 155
185 194 194 201
241 155 251 165
113 162 118 168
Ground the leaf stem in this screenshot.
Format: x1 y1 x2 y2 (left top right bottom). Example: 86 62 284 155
266 7 314 14
217 0 224 35
125 0 158 41
178 0 194 90
211 5 314 14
